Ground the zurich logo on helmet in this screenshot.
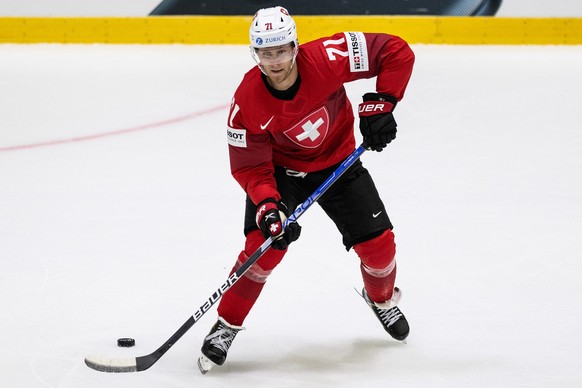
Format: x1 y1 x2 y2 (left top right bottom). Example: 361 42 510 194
255 37 263 45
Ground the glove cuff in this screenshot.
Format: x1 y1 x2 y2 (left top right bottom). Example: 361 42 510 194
362 92 398 105
360 93 397 116
359 101 395 117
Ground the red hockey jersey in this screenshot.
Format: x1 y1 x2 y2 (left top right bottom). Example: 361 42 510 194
226 32 414 205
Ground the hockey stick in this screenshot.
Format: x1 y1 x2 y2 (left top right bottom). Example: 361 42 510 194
84 144 367 373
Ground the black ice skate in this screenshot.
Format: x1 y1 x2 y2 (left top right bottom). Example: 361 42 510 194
198 317 243 374
362 287 410 341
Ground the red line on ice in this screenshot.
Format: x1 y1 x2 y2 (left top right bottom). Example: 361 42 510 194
0 104 228 152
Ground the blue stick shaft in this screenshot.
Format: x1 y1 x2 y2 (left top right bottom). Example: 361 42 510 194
226 144 367 296
285 144 366 226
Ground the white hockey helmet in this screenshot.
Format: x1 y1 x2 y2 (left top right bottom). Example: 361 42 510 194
249 6 298 50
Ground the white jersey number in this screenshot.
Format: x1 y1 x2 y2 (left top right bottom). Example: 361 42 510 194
323 37 348 61
323 32 369 72
228 98 240 128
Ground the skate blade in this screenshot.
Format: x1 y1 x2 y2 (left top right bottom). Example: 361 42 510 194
197 354 215 374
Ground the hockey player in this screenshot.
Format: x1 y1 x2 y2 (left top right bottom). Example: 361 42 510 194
198 6 415 373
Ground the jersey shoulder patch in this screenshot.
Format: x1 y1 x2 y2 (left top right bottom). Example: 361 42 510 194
227 128 247 148
343 32 369 72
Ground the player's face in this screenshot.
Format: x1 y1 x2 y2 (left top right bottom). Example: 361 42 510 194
255 43 296 66
262 57 296 88
256 44 298 90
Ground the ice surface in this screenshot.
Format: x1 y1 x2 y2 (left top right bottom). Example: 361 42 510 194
1 43 581 387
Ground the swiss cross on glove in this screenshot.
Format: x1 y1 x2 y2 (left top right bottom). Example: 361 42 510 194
255 198 301 250
358 92 399 152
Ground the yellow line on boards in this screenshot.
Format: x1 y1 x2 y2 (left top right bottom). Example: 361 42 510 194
1 16 581 45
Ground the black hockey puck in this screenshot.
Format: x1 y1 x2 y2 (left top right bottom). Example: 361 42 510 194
117 338 135 347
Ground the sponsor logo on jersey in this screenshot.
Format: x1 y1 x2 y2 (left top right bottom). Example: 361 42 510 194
227 128 247 148
283 107 329 149
344 32 369 72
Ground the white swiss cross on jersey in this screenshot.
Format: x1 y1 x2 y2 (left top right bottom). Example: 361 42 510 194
283 107 330 149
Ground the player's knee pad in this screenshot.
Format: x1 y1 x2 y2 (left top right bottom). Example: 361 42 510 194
239 229 286 282
353 229 396 277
